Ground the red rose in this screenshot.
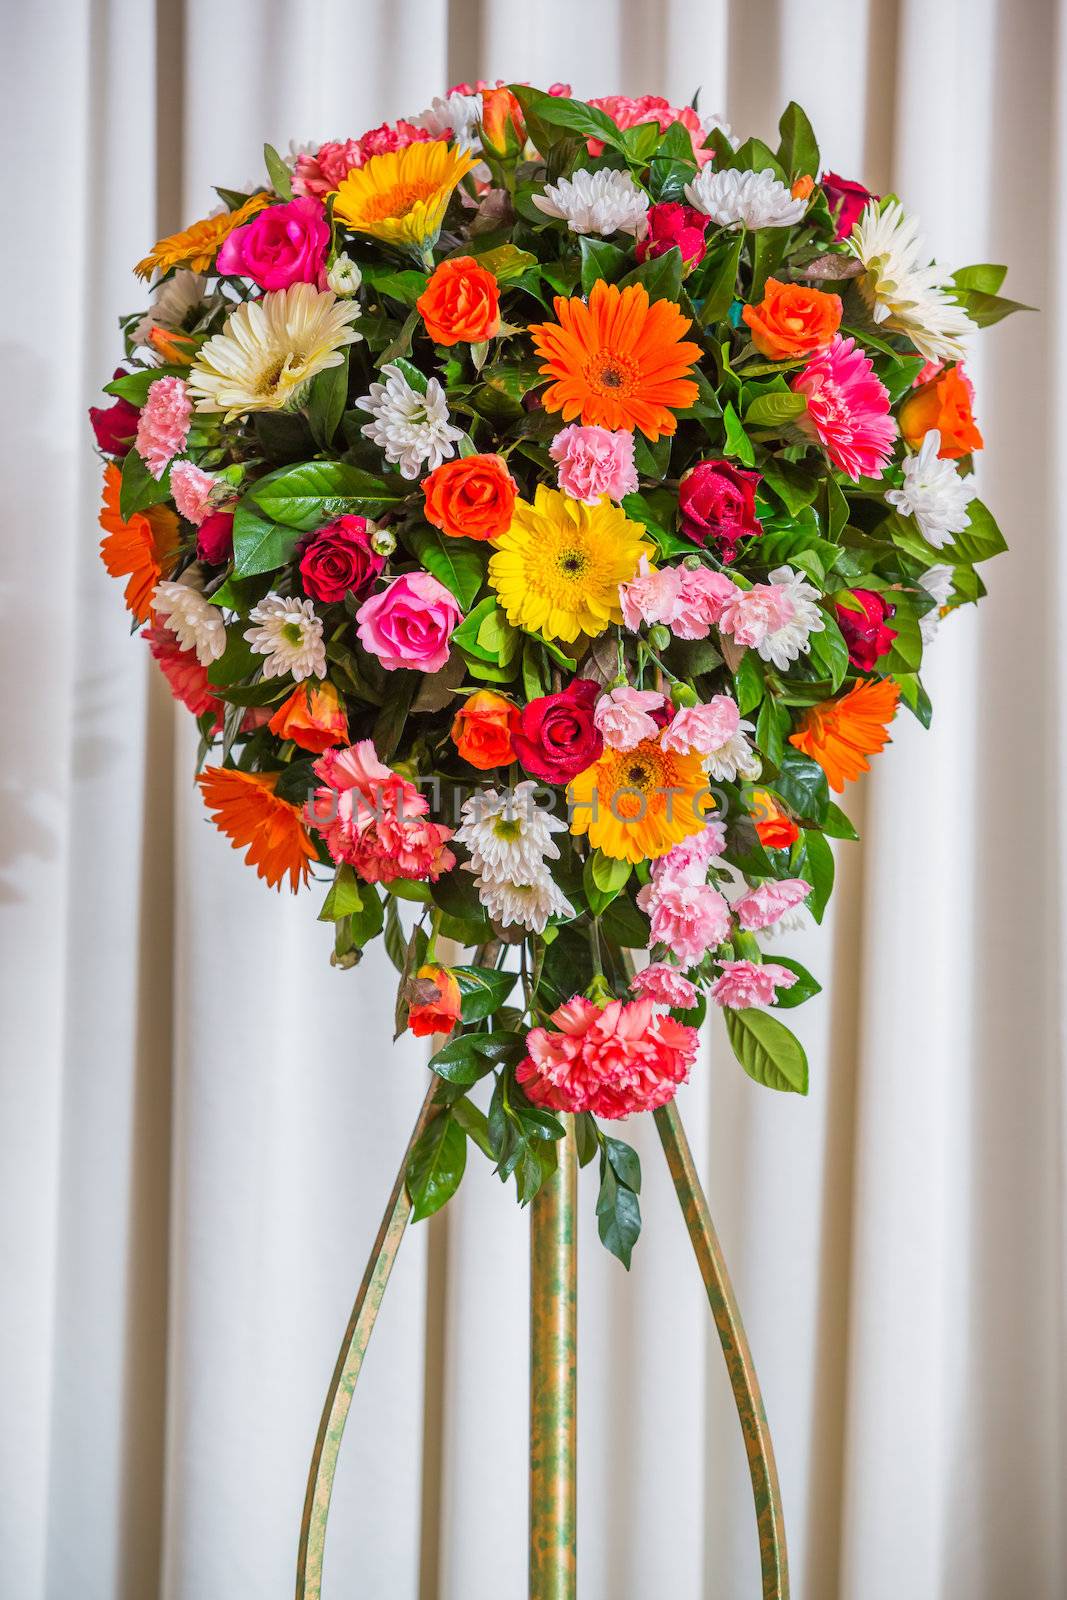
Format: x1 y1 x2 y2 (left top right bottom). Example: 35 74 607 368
197 511 234 565
89 370 140 456
678 460 763 562
636 202 710 268
821 172 877 241
834 589 897 670
511 678 603 784
299 515 385 604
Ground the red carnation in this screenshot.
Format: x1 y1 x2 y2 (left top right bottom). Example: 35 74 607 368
834 588 897 670
678 460 763 562
511 678 603 784
636 203 710 269
299 515 384 604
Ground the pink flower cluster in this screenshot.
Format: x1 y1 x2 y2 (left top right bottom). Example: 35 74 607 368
620 558 737 640
135 376 191 479
709 959 798 1009
629 962 698 1010
170 460 221 526
588 95 714 166
636 821 731 967
292 122 433 198
311 739 455 884
732 878 811 932
549 425 637 504
516 995 698 1118
793 334 896 480
594 686 668 751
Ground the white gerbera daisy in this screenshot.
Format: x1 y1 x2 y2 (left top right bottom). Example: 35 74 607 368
884 430 976 548
357 362 463 480
761 565 827 671
532 169 650 238
188 284 362 422
133 270 209 346
456 782 567 880
684 166 808 230
848 201 974 363
153 576 226 666
413 92 483 152
471 870 576 935
917 563 955 645
244 593 326 682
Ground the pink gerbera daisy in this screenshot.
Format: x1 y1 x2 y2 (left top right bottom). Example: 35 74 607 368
792 334 896 480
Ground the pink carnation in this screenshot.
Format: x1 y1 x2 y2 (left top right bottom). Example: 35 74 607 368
135 376 191 479
594 686 667 752
549 424 638 505
636 879 732 967
619 557 682 631
516 995 698 1119
142 622 223 725
310 739 455 884
792 334 896 481
732 878 812 933
169 460 220 526
630 963 698 1010
357 119 432 159
717 583 795 650
292 139 363 198
668 568 741 641
709 959 798 1008
650 820 727 888
588 95 713 166
355 572 461 673
661 696 740 755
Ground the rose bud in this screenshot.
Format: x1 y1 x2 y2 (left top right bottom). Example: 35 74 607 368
821 171 878 241
834 589 897 670
678 460 763 563
196 511 234 566
636 202 710 270
406 965 462 1038
749 789 800 850
89 371 140 456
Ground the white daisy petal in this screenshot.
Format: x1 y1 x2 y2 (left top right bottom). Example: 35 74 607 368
885 431 976 548
244 593 326 682
153 576 226 666
848 201 974 363
533 169 650 238
357 362 464 480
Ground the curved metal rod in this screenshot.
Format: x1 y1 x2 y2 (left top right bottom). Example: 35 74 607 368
653 1101 789 1600
295 1077 442 1600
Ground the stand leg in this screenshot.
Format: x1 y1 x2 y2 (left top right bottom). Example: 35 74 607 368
654 1101 789 1600
529 1117 578 1600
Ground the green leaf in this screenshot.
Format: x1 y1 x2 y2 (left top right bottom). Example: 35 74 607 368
729 137 785 181
949 286 1033 327
574 1112 600 1167
384 897 406 972
470 242 537 281
360 263 428 306
372 669 418 760
206 628 258 686
724 1008 809 1094
579 236 629 295
692 232 743 325
767 956 822 1009
451 1096 495 1159
722 402 756 465
760 457 819 515
407 525 487 609
776 101 819 178
750 227 792 299
428 1036 496 1086
407 1114 467 1222
808 616 850 690
450 596 502 662
452 965 518 1023
263 143 293 200
733 650 765 716
743 391 807 430
822 800 858 840
619 247 684 304
945 499 1008 565
509 85 629 154
603 1136 641 1193
104 365 184 404
800 829 835 923
596 1160 642 1269
590 850 632 896
318 864 364 922
755 697 787 766
304 350 349 449
231 501 300 578
249 459 409 530
773 746 828 823
881 604 923 675
119 447 170 519
952 263 1007 295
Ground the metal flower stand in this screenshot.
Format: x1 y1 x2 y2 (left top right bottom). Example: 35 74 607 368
295 1082 788 1600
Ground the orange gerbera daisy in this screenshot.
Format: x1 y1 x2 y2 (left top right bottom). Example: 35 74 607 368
197 766 319 892
98 463 179 621
135 192 270 279
789 678 901 792
529 280 701 440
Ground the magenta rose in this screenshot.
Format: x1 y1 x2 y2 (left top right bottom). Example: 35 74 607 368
821 172 877 241
636 202 710 269
215 195 329 290
678 460 763 562
834 589 897 670
196 511 234 565
355 571 461 673
299 515 384 604
89 370 140 455
511 679 603 784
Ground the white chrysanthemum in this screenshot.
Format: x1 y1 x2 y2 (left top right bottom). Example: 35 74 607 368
357 362 463 480
847 201 974 362
684 166 808 230
761 565 827 671
532 169 650 238
188 284 362 422
917 563 955 645
413 92 482 151
705 730 762 785
471 870 575 935
133 270 209 346
884 430 976 548
244 593 326 682
153 577 226 666
456 783 567 880
700 112 740 151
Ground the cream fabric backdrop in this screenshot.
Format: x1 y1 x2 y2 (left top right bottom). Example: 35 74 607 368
3 2 1064 1596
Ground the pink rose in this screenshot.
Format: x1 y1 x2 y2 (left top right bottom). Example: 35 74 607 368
630 962 698 1010
732 879 811 933
549 424 638 505
215 196 329 290
821 172 877 241
636 880 732 967
292 140 363 199
709 959 798 1008
593 686 667 752
355 571 461 673
636 203 710 268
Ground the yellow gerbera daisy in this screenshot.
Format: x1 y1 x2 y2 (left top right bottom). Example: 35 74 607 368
569 739 711 863
488 486 653 644
135 193 270 280
333 141 477 251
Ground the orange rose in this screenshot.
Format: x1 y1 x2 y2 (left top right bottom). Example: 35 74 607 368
423 453 517 541
416 255 501 346
749 789 800 850
898 365 983 459
407 965 462 1038
268 681 349 753
451 690 519 770
741 278 842 361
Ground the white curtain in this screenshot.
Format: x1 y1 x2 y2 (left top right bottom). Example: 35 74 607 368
4 2 1064 1596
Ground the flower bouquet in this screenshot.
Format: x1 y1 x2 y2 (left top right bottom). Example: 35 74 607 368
91 80 1021 1595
